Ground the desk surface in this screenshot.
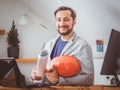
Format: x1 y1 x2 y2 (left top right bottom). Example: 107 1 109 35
0 85 120 90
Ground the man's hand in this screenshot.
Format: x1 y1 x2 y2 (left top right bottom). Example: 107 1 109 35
45 66 59 84
31 68 42 80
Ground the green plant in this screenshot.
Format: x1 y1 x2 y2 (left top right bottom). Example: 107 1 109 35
7 21 20 47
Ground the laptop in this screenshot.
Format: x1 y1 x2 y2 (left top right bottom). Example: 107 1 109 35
0 57 50 88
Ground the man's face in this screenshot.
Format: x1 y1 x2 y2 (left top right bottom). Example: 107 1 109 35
55 10 76 35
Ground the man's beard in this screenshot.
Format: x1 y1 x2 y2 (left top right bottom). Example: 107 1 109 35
57 25 73 36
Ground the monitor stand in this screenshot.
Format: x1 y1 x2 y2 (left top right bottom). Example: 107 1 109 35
111 72 120 86
114 72 120 86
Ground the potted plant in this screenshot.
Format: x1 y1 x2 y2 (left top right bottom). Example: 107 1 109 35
7 20 20 58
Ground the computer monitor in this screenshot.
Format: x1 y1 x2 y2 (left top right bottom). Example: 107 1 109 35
100 29 120 86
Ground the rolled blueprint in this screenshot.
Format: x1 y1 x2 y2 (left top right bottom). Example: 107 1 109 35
36 49 48 78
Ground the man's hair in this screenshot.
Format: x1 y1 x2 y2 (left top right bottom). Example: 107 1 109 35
54 6 76 20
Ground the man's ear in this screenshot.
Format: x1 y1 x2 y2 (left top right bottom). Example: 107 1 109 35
73 19 76 25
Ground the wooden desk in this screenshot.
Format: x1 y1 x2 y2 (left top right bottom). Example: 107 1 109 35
0 85 120 90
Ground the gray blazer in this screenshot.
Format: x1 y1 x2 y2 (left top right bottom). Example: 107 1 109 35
43 32 94 86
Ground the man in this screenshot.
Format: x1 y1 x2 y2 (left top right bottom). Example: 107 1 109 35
31 6 94 86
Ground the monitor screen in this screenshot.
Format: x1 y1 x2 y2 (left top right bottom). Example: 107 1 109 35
101 29 120 75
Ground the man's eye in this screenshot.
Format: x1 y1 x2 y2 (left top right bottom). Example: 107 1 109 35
56 19 61 22
64 18 70 21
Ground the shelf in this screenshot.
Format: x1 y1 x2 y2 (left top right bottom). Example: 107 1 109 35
0 29 5 35
16 58 37 63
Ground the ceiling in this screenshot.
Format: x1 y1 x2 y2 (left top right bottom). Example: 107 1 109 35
19 0 120 28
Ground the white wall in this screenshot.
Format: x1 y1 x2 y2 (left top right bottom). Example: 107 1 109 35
0 0 120 58
74 0 120 48
0 0 57 58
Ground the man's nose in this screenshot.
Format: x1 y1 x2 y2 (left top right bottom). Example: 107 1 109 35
59 20 65 26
